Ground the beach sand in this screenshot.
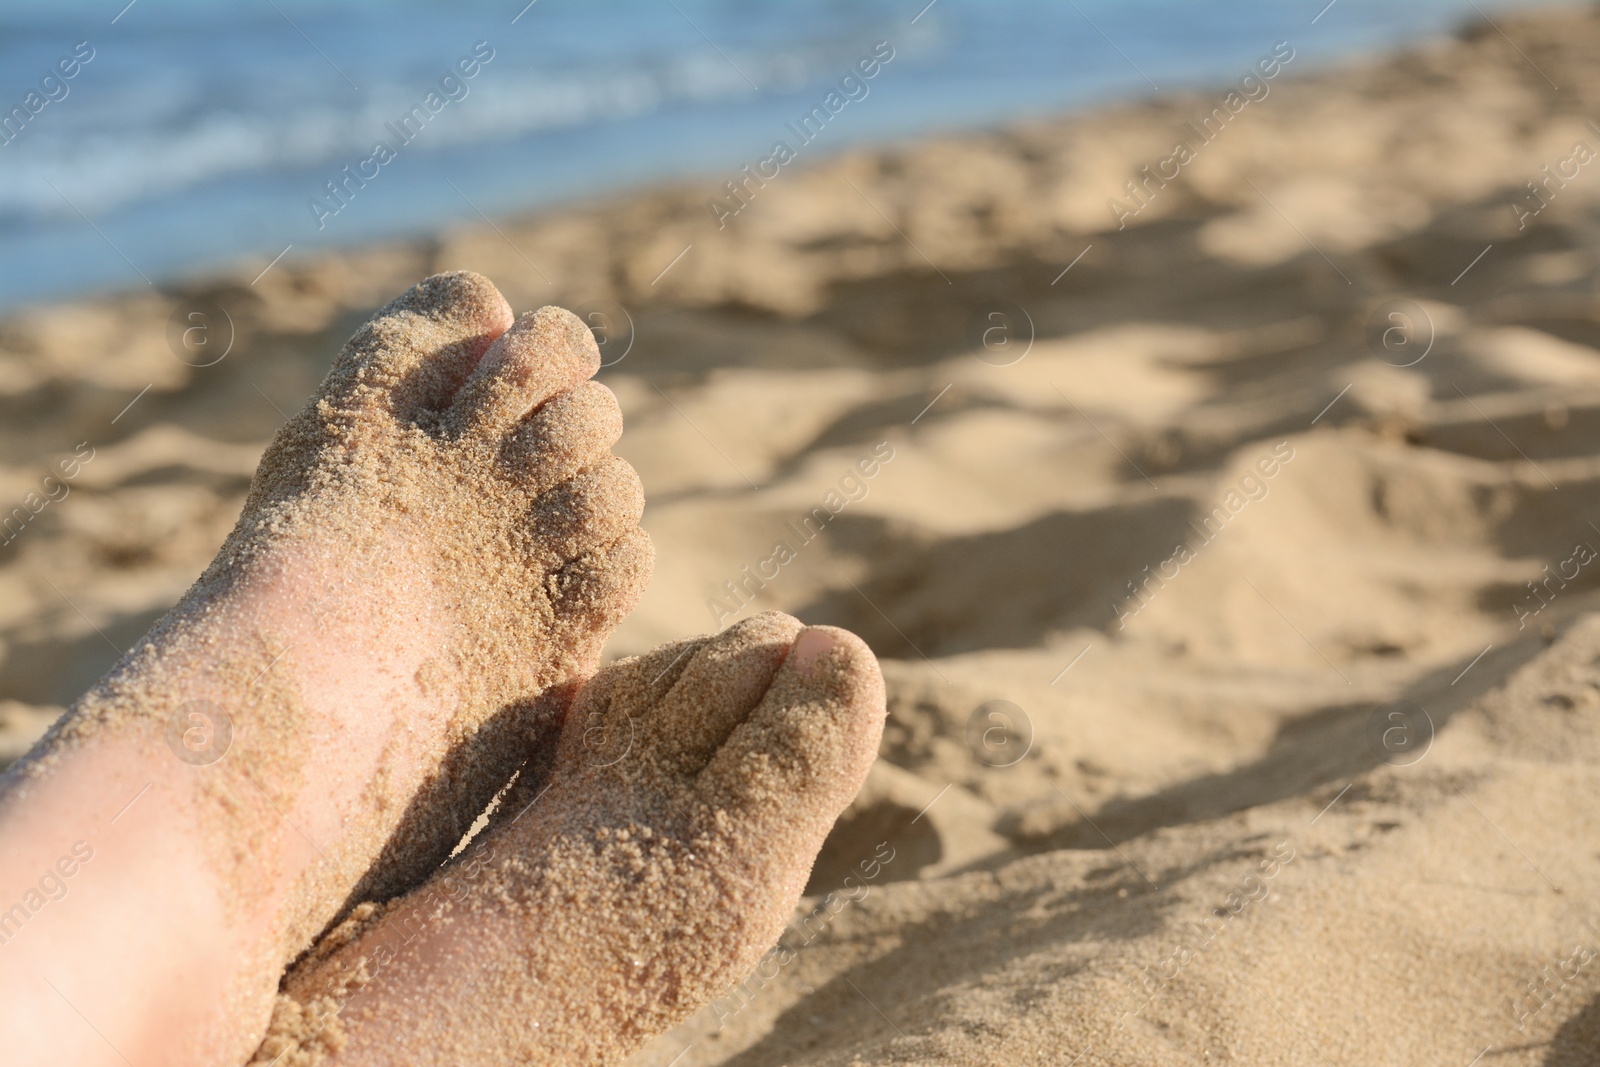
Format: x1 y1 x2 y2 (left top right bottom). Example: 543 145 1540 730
7 6 1600 1063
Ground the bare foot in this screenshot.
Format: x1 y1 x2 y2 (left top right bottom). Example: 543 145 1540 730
0 272 651 1067
251 612 885 1067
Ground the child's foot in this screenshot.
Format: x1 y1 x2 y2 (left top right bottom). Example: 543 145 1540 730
251 613 885 1067
0 273 651 1067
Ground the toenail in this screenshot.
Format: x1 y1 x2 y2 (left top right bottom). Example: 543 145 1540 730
788 628 837 674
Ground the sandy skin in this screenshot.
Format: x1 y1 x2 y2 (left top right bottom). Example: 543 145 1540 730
0 273 653 1066
252 613 886 1066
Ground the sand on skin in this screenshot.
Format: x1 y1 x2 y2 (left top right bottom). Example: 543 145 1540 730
250 616 884 1066
6 6 1600 1064
1 281 652 1062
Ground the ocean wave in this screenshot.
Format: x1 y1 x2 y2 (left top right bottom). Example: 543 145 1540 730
0 30 908 226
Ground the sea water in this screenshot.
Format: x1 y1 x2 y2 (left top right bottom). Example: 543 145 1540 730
0 0 1581 307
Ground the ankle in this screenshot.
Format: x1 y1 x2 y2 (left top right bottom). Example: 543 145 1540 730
0 739 270 1066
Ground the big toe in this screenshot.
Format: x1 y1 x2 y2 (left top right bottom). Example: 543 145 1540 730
686 623 885 910
698 625 885 821
328 270 514 422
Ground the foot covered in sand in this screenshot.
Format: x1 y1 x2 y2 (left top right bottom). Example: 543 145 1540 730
252 612 885 1067
0 272 651 1066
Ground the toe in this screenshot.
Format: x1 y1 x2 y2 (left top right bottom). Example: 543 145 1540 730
502 380 623 495
548 631 702 773
329 271 514 421
697 625 885 827
608 634 708 704
551 526 655 664
525 455 644 567
632 612 805 777
449 305 601 443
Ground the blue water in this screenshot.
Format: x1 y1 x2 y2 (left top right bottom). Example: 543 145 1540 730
0 0 1580 308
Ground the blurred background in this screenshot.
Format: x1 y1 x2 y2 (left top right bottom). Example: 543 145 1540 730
0 0 1574 305
11 2 1600 1063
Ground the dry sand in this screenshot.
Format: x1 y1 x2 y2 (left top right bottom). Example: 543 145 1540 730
7 6 1600 1063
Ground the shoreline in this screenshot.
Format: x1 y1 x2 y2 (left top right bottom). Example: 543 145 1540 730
9 7 1600 1064
0 2 1578 320
0 7 1574 329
